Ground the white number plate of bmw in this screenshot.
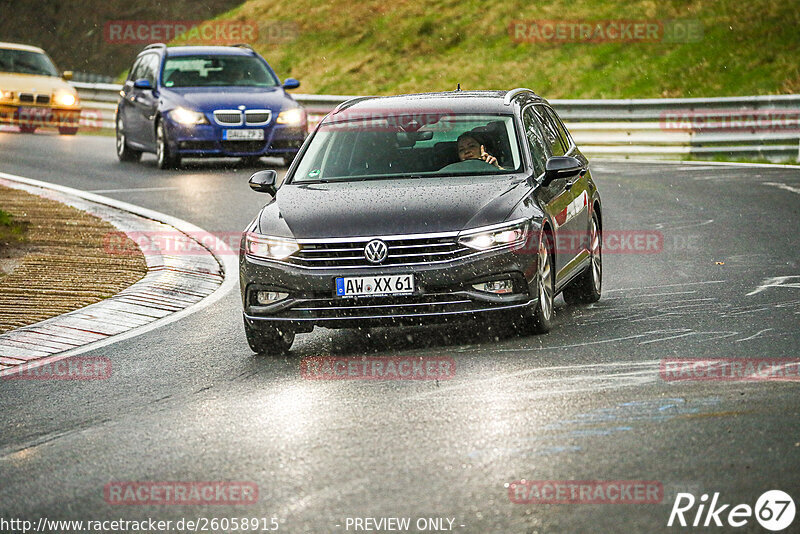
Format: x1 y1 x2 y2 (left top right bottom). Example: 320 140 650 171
223 129 264 141
335 274 414 297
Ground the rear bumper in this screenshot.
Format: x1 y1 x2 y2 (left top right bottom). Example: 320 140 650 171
0 104 81 128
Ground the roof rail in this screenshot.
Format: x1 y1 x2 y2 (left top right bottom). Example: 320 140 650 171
503 88 537 105
143 43 167 51
232 43 254 50
332 96 374 114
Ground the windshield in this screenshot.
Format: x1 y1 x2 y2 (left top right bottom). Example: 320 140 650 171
162 55 278 88
291 113 523 183
0 48 60 76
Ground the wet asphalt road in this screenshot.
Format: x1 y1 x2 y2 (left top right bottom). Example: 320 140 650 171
0 130 799 533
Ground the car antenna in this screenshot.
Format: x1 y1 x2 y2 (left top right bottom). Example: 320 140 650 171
456 83 461 92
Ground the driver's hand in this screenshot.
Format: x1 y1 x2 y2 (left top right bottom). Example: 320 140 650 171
480 145 500 168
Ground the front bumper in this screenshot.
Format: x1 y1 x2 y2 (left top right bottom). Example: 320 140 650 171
240 244 538 330
0 104 81 128
165 119 306 157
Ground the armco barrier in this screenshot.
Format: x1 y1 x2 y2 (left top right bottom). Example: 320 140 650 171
70 82 800 162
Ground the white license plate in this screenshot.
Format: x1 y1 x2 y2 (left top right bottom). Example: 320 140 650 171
335 274 415 297
223 129 264 140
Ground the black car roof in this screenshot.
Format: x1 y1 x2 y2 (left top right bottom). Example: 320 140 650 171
331 90 548 116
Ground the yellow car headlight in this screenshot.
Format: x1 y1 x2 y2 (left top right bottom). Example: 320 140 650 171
54 91 78 107
276 108 306 126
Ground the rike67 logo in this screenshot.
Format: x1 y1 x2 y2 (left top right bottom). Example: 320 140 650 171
668 490 795 531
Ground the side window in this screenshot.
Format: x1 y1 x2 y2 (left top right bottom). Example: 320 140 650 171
545 107 573 153
141 54 160 85
128 57 145 82
534 105 566 157
522 107 547 177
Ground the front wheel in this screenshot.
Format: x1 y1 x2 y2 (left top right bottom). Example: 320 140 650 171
522 232 554 334
58 126 78 135
18 125 36 134
563 211 602 305
244 319 295 355
156 120 181 170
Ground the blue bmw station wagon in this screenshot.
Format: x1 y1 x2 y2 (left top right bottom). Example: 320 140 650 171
115 44 307 169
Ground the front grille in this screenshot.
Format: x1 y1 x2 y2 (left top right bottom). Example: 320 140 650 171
19 93 34 103
213 110 242 125
245 110 271 125
286 234 472 269
36 94 50 104
221 141 266 153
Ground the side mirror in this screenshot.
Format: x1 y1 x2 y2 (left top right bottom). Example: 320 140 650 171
543 156 582 185
249 170 278 195
62 71 73 81
133 78 153 90
282 78 300 90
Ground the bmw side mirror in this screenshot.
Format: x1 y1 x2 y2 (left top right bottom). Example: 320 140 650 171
282 78 300 90
249 170 279 195
543 156 582 185
133 78 153 90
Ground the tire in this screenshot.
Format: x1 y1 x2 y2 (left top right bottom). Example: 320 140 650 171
18 125 36 134
244 319 295 355
562 211 602 305
522 231 554 334
116 116 141 162
58 127 78 135
156 120 181 170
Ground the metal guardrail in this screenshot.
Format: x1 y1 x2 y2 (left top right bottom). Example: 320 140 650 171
71 82 800 162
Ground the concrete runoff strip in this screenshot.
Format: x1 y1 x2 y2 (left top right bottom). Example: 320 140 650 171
0 172 238 377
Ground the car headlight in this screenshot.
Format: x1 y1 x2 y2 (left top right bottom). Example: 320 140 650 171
458 221 528 251
0 89 13 101
245 233 300 260
54 91 78 107
170 107 208 126
276 108 306 126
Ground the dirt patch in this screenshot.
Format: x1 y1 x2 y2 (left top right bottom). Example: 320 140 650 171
0 185 147 333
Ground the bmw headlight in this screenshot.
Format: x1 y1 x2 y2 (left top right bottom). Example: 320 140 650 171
276 108 306 126
170 107 208 126
54 90 78 107
245 233 300 260
458 221 528 251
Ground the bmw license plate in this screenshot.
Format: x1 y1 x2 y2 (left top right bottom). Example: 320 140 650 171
223 129 264 141
335 274 414 297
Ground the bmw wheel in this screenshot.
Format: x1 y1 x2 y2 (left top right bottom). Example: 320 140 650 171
156 120 181 170
116 116 141 162
563 211 602 305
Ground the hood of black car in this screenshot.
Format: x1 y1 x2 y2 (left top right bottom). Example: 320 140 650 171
257 176 528 239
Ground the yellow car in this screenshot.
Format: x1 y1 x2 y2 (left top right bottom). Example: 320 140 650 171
0 41 81 135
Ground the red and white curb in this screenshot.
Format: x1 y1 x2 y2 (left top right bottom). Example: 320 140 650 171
0 172 238 377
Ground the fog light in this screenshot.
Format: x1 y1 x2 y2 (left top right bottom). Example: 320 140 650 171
256 290 289 305
472 279 514 294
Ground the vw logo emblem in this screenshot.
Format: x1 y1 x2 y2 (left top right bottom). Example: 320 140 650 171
364 239 388 264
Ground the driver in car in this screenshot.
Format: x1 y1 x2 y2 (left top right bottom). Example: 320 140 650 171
456 133 502 168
